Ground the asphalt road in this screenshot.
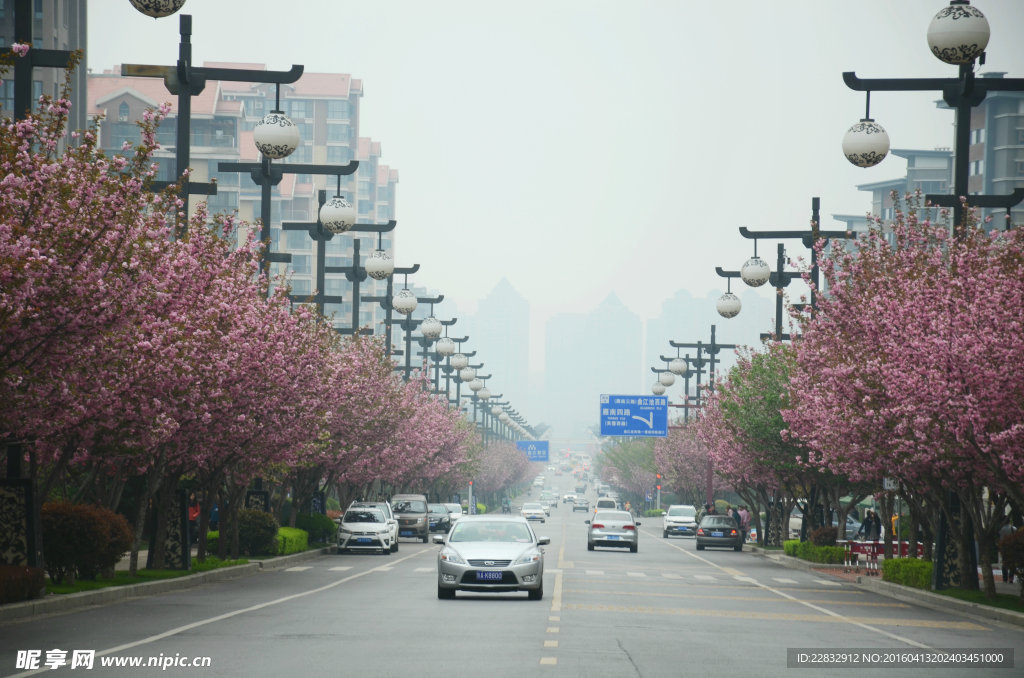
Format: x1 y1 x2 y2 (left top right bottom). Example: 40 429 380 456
1 498 1021 677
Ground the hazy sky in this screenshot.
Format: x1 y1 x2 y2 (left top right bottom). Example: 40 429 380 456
88 0 1024 361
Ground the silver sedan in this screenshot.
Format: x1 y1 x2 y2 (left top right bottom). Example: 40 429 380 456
586 510 640 553
434 515 549 600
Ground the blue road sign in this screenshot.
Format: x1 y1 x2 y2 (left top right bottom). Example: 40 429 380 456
516 440 550 462
599 394 668 437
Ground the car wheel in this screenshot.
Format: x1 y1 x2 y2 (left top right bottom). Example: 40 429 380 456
391 541 399 553
528 582 544 601
422 534 429 543
336 547 344 555
437 585 455 600
663 531 668 538
630 544 638 553
587 542 594 551
696 543 705 551
734 543 742 552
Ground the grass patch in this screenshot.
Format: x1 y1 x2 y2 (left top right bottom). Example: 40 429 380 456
934 587 1024 613
44 556 249 595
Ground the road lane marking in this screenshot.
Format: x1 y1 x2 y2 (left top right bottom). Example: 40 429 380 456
773 577 798 584
551 570 563 613
539 657 557 665
626 572 646 577
644 528 940 648
546 627 560 633
284 566 312 571
328 566 352 572
694 574 715 581
5 549 436 678
562 588 909 607
563 603 987 630
544 640 558 648
586 570 605 576
814 579 843 586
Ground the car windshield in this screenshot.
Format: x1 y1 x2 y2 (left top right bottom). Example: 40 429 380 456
392 500 427 513
428 504 447 514
522 503 543 510
449 521 534 543
343 510 384 523
444 504 462 514
668 507 695 517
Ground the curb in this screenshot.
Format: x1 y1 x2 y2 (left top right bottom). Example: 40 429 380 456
749 548 1024 629
0 547 332 624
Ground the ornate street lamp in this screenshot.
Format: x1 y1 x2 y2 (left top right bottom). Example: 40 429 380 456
740 248 771 288
716 278 742 319
131 0 187 17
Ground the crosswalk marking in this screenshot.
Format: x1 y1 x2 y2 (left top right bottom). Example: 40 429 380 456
694 574 715 581
285 566 312 572
328 566 352 572
586 570 604 576
773 577 798 584
662 573 682 579
814 579 843 587
627 572 646 578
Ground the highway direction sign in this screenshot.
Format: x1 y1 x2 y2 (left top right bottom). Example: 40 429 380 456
599 394 668 437
516 440 550 462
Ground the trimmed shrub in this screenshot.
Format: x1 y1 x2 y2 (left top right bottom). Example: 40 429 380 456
205 531 219 555
809 526 838 547
277 527 309 555
295 513 336 544
41 502 130 583
238 509 280 555
0 565 46 604
786 539 845 564
882 557 933 589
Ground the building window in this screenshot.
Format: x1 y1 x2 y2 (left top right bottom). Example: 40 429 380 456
970 160 984 176
327 100 349 119
1017 129 1024 144
289 99 311 119
286 230 311 251
327 124 349 142
326 146 352 164
289 278 312 295
118 102 130 122
289 255 312 275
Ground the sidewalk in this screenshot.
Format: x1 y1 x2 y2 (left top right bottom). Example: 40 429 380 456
750 547 1024 629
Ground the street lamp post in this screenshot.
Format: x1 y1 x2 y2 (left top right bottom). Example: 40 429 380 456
122 12 307 228
388 292 444 381
363 265 420 355
278 188 397 328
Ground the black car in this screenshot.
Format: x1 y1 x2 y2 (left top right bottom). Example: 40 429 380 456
428 503 453 533
695 515 743 551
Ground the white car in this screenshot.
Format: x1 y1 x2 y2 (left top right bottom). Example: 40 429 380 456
347 500 399 552
443 503 464 526
337 507 393 555
662 504 698 538
520 502 546 523
563 493 577 504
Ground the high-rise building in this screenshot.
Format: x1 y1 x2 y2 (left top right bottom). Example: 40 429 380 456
87 63 399 335
0 0 88 139
459 278 530 409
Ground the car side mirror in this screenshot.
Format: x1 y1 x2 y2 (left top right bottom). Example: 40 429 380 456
584 520 591 525
431 534 445 545
635 521 642 526
537 537 550 545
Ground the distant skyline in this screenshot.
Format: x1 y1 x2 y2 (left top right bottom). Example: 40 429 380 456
85 1 1024 434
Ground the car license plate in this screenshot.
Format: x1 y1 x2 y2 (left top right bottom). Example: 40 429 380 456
475 571 502 581
356 537 372 543
712 531 724 537
399 530 413 537
605 535 620 540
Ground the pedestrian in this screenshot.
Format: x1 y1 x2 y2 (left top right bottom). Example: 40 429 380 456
738 505 751 542
857 510 881 541
209 502 220 532
187 492 200 544
998 520 1016 583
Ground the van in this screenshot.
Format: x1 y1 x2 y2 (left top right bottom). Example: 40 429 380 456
391 494 430 543
594 498 618 511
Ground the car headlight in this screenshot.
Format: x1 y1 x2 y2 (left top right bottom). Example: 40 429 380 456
439 548 466 565
514 551 541 565
338 526 352 535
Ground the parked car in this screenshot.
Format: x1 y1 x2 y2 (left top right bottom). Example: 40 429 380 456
433 515 549 600
696 515 743 551
520 502 546 523
662 504 698 538
347 500 399 553
572 498 590 512
337 507 393 555
428 503 453 533
586 510 640 553
391 494 430 543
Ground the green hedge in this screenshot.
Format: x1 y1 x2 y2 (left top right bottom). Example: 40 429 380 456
882 558 933 589
645 510 665 517
277 527 308 555
295 513 336 544
784 539 845 564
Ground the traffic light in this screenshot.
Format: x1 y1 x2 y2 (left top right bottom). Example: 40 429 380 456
656 473 662 491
